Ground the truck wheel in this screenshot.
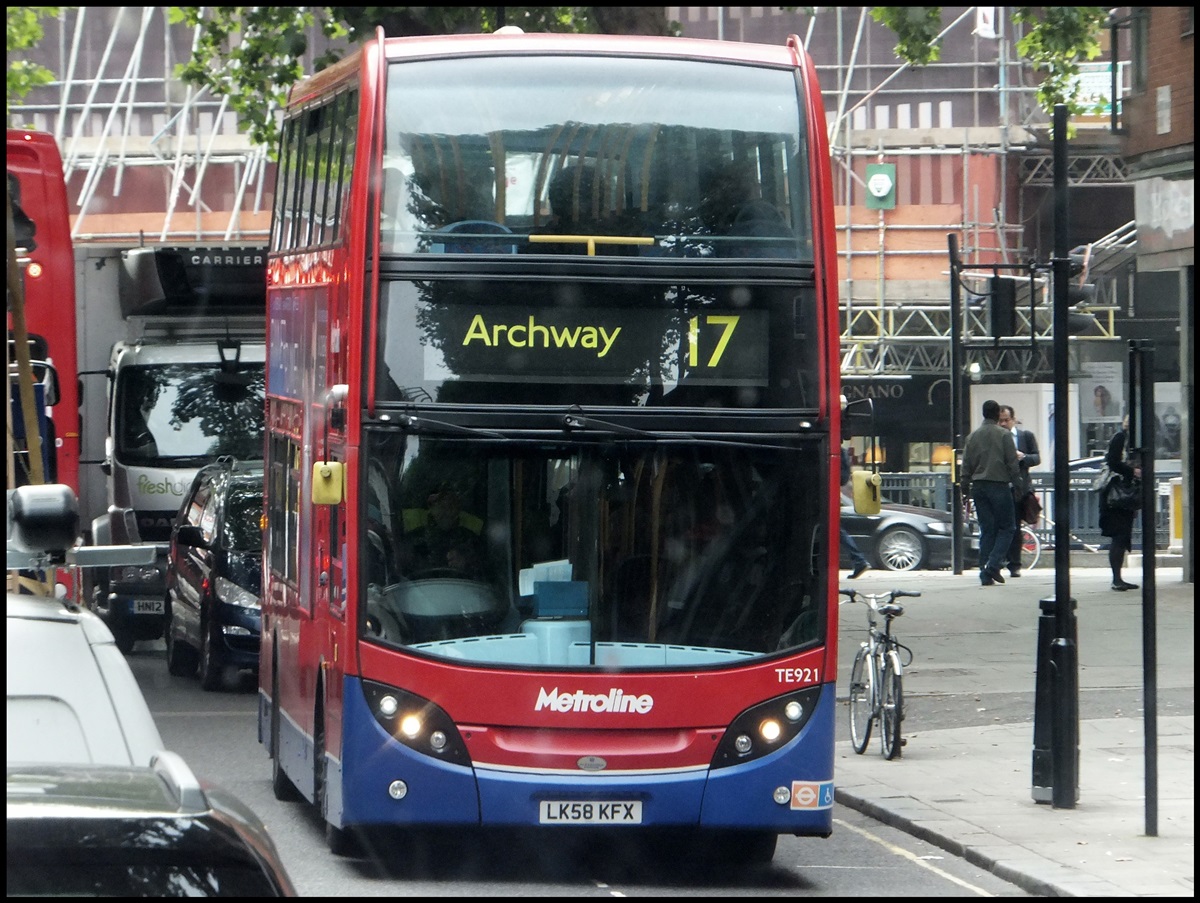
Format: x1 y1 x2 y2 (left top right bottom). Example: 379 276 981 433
111 622 135 655
165 602 198 677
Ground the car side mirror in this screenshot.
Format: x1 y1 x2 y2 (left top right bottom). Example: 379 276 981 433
175 525 208 549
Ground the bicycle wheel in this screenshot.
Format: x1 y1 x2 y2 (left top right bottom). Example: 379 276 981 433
880 650 904 760
1020 526 1041 570
848 645 874 754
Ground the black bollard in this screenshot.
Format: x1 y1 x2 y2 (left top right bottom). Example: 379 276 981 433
1033 595 1077 803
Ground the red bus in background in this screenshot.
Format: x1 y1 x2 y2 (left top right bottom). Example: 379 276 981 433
261 28 844 864
7 128 79 492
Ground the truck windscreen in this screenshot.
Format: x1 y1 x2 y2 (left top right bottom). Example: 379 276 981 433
115 363 265 466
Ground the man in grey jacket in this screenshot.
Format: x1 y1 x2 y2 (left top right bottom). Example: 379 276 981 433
962 399 1021 586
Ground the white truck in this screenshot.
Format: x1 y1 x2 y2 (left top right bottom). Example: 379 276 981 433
77 245 266 653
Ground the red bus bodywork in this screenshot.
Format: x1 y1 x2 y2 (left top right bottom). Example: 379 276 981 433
261 30 842 855
7 128 80 493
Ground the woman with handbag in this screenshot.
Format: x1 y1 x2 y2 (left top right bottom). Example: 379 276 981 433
1100 415 1140 591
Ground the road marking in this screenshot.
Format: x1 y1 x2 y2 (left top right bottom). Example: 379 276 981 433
833 817 995 896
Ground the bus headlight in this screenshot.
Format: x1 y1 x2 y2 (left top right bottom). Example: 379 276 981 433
362 680 472 766
710 687 822 769
759 719 782 743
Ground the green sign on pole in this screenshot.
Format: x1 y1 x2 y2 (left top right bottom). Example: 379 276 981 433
864 162 897 210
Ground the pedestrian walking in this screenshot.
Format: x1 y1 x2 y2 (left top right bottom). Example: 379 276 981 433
961 399 1021 586
840 444 870 579
1100 414 1140 591
998 404 1040 577
837 395 870 579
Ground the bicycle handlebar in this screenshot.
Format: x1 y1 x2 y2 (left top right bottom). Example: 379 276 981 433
838 587 922 602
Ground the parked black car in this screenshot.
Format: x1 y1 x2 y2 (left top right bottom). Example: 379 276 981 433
839 494 966 571
8 754 296 896
165 459 264 690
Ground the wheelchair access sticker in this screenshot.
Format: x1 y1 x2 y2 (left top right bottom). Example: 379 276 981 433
790 780 835 810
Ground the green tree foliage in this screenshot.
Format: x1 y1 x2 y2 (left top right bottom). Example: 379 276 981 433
869 7 944 66
6 7 60 118
168 7 350 151
870 6 1110 120
1011 7 1109 117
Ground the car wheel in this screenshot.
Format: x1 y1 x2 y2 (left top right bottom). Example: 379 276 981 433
165 600 198 677
198 621 226 692
875 525 925 571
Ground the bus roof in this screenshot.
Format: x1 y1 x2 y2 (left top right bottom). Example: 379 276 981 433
288 30 804 108
381 31 803 67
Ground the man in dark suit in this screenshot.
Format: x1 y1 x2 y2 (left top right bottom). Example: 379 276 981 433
998 404 1041 577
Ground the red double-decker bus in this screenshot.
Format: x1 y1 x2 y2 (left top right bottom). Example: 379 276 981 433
7 128 79 493
261 28 844 862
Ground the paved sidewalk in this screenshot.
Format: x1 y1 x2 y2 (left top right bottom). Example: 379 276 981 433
833 565 1194 897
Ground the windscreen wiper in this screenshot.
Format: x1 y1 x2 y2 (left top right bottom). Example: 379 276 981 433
562 406 813 451
561 405 658 438
396 414 506 439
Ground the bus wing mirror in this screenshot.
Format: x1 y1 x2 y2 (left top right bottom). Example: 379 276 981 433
851 470 881 515
312 461 345 505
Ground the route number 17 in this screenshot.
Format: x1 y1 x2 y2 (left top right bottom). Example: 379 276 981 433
687 315 740 368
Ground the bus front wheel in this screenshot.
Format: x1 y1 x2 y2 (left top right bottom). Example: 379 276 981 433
270 667 302 802
315 694 362 857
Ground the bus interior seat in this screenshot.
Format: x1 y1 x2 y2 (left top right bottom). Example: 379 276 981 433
723 199 794 258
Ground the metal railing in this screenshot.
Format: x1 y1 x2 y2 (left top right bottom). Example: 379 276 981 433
878 471 1172 551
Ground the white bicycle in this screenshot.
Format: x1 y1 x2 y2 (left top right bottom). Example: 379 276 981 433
842 587 919 760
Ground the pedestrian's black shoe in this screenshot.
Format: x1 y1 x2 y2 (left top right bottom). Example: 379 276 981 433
1008 567 1022 578
986 567 1006 585
849 562 869 579
1112 579 1138 591
980 570 995 586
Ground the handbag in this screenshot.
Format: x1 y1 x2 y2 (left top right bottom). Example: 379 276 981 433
1103 472 1141 511
1019 490 1042 525
1092 464 1116 493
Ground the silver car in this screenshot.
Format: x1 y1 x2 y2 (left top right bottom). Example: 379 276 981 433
7 484 296 896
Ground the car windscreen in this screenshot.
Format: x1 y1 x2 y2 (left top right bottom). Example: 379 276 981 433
222 484 264 551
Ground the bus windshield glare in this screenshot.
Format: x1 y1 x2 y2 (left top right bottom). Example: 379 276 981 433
379 55 812 261
362 433 821 668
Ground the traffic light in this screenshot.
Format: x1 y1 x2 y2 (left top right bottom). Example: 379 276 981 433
989 276 1017 337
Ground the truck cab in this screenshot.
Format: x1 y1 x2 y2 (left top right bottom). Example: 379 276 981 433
83 246 266 653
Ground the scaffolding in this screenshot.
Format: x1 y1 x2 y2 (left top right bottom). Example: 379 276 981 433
807 6 1130 379
7 7 333 244
11 6 1132 377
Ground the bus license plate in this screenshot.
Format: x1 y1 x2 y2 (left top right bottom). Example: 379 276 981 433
134 599 164 615
539 800 642 825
